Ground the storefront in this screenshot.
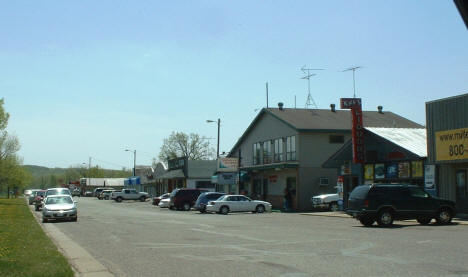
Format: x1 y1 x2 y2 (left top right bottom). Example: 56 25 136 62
426 93 468 214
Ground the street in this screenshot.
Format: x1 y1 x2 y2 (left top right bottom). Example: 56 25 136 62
39 197 468 277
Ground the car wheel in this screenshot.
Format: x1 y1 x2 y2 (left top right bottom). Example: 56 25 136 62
435 208 453 225
359 217 375 227
71 217 77 222
35 206 39 211
199 209 206 214
105 196 109 200
219 206 229 215
417 217 432 225
330 202 339 212
377 209 394 227
255 205 265 213
183 202 191 211
116 197 122 203
42 217 48 223
139 196 146 202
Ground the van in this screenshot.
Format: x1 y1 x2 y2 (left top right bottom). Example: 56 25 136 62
169 188 209 211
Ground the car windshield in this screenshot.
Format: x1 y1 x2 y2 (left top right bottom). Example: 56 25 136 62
46 196 73 205
37 191 45 197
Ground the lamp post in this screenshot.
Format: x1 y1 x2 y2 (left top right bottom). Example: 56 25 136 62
206 118 220 158
125 149 136 176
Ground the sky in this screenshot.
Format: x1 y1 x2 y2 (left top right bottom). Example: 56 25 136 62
1 1 467 170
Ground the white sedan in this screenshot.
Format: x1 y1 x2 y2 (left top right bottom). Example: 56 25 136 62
206 195 272 214
158 198 170 208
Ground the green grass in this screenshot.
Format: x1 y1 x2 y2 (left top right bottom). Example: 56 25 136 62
0 198 74 277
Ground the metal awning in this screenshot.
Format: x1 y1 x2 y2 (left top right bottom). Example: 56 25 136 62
366 127 427 157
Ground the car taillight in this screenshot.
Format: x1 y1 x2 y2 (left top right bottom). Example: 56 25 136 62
364 200 369 207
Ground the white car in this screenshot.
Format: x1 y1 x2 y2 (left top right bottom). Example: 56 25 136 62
158 198 170 208
311 193 341 211
42 195 78 223
206 195 272 215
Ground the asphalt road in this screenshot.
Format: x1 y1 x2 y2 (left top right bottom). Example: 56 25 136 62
38 197 468 277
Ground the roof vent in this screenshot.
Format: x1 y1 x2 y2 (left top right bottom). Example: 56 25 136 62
278 102 284 110
377 106 383 114
330 104 336 112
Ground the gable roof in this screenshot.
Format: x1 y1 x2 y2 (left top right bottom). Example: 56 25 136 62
229 107 424 155
366 127 427 157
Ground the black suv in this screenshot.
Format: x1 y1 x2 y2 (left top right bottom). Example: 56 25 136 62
169 188 209 211
346 184 455 227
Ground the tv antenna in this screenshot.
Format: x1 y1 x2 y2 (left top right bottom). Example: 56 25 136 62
342 66 362 98
301 66 324 109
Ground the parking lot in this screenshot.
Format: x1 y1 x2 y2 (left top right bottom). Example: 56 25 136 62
35 197 468 277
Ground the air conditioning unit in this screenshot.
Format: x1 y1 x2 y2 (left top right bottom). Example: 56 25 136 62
319 177 329 186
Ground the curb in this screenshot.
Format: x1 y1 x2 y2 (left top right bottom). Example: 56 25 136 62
300 211 468 225
27 201 114 277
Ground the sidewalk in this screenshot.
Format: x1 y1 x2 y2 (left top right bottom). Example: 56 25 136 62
300 211 468 225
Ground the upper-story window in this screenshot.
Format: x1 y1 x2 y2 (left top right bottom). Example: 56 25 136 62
286 136 296 161
263 141 272 164
274 138 283 162
253 142 262 165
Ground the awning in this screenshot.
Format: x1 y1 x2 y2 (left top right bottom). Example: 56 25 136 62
240 162 299 171
158 169 186 180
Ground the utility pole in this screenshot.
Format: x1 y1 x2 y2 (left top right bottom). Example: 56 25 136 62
266 82 269 108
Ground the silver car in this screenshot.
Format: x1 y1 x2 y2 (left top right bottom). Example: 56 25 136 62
42 195 78 223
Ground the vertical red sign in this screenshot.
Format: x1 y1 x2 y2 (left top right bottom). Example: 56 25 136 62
340 98 365 164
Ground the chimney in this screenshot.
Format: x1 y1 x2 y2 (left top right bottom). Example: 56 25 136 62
378 106 383 114
330 104 336 112
278 102 284 111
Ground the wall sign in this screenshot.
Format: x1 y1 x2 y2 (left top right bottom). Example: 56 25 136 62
435 128 468 161
364 164 374 180
374 164 385 179
398 162 410 178
340 98 364 164
217 157 239 172
411 161 423 178
387 163 398 179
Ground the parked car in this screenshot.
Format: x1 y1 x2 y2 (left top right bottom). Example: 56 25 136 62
169 188 209 211
84 190 93 197
194 192 226 213
111 189 148 202
98 189 115 200
24 189 33 198
72 189 81 197
34 190 46 211
158 198 170 208
346 183 456 227
153 193 170 206
206 195 272 215
42 195 78 223
311 193 341 211
93 188 107 197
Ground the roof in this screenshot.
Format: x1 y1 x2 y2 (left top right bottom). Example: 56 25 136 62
229 107 424 155
187 160 217 179
366 127 427 157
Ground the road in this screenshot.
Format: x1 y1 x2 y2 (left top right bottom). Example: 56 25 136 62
39 197 468 277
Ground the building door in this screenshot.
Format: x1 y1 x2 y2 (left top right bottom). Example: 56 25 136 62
456 170 468 213
262 178 268 200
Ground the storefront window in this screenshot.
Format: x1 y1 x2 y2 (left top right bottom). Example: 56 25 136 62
263 141 272 164
286 136 296 161
253 142 261 165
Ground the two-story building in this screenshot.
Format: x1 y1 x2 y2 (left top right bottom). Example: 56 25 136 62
228 103 423 211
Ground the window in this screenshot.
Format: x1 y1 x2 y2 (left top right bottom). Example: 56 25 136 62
286 136 296 161
263 141 272 164
329 135 344 143
409 187 429 198
319 178 329 186
253 142 262 165
274 138 283 162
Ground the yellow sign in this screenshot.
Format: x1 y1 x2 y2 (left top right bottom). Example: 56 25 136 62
411 161 423 178
436 128 468 161
364 164 374 180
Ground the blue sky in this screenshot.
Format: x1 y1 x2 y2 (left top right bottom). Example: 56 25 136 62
1 1 467 170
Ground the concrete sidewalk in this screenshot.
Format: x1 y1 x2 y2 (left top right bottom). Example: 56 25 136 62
27 202 114 277
300 211 468 225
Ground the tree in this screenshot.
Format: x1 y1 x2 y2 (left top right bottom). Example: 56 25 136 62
158 132 215 161
0 98 30 197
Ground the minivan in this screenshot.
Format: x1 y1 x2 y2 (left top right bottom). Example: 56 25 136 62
169 188 209 211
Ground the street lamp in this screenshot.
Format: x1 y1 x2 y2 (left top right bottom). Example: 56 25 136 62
125 149 136 176
206 118 220 158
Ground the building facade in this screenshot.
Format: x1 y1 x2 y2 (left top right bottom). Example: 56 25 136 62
426 93 468 214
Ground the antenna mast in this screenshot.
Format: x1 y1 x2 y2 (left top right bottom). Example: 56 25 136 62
301 66 324 109
342 66 362 98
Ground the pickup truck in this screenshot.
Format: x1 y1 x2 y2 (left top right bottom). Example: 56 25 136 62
311 193 341 211
111 189 149 202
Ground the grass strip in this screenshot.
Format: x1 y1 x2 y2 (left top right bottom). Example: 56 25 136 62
0 198 74 277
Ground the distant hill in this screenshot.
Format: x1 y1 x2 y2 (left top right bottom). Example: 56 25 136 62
23 165 68 178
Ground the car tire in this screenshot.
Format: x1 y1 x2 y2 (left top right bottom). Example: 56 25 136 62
71 217 77 222
255 205 265 213
42 217 48 223
199 209 206 214
435 208 453 225
116 197 122 203
219 206 229 215
417 217 432 225
182 202 191 211
359 217 375 227
139 196 146 202
330 202 339 212
377 209 394 227
35 206 39 211
105 196 109 200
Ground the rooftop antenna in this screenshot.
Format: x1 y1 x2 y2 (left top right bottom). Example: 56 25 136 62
342 66 362 98
301 66 324 109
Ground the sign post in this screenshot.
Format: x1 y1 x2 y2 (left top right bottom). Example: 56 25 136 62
340 98 365 164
